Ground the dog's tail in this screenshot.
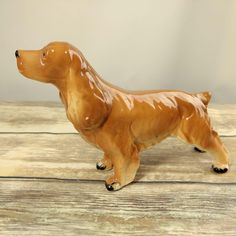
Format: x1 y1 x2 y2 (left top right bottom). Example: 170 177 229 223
194 91 212 106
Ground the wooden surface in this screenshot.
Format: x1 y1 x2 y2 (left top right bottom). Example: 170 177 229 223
0 102 236 235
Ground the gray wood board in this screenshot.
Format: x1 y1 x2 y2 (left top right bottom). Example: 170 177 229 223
0 102 235 235
0 179 235 236
0 133 235 183
0 102 235 135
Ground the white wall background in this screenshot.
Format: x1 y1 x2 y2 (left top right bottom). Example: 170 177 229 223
0 0 236 103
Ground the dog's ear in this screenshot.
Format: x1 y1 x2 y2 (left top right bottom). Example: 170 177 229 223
77 75 112 129
68 49 112 130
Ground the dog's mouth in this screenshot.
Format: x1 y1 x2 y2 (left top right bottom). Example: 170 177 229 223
16 60 24 74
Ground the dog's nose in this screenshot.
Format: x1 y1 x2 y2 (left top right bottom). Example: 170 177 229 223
15 50 20 58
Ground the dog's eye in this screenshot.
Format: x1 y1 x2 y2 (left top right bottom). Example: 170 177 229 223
42 52 46 57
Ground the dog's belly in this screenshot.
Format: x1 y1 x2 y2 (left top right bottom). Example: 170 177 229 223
130 106 181 150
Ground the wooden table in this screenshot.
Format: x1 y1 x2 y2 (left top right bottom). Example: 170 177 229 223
0 102 235 235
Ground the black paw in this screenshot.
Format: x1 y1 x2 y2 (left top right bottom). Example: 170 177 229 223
194 147 206 153
96 163 106 170
105 182 114 191
105 182 121 191
212 165 228 174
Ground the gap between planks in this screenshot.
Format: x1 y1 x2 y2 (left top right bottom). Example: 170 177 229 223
0 176 236 185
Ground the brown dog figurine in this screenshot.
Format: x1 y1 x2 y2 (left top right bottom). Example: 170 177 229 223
15 42 230 191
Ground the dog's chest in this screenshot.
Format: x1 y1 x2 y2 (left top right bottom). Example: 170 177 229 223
66 102 80 126
65 105 97 145
63 97 99 146
59 90 81 128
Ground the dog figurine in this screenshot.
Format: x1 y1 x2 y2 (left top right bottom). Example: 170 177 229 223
15 42 230 191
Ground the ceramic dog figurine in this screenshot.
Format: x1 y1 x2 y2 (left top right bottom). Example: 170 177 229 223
15 42 229 191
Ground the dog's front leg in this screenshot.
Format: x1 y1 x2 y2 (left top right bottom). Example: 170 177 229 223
105 147 140 191
96 153 113 171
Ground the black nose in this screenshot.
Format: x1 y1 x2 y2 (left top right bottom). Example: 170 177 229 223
15 50 20 58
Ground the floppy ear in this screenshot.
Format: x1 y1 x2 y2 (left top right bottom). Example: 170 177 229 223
68 48 112 130
78 75 112 130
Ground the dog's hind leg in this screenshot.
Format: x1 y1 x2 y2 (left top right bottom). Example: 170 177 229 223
205 130 230 173
177 118 230 173
196 130 229 173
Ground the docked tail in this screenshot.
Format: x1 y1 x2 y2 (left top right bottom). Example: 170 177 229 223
194 91 212 106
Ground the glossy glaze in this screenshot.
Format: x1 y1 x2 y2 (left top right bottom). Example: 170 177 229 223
16 42 230 191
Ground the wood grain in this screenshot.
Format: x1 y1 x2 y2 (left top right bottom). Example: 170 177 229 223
0 101 75 133
0 133 235 183
0 102 236 135
0 102 235 235
0 179 235 236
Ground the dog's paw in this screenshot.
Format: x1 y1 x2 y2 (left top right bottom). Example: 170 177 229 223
96 159 113 171
105 182 121 191
194 147 206 153
96 162 106 170
212 164 228 174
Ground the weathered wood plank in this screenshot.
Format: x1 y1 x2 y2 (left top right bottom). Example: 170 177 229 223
0 102 236 135
0 179 235 236
0 102 235 235
0 134 235 183
0 101 75 133
208 104 236 136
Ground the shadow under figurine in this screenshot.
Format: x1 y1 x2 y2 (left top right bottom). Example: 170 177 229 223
15 42 230 191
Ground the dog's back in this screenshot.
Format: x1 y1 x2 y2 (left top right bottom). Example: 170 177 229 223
102 89 210 150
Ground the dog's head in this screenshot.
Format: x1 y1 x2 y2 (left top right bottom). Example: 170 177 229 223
16 42 112 129
15 42 80 83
